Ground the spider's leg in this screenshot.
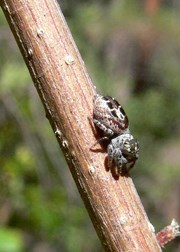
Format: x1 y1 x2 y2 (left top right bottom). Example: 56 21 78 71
107 143 115 168
113 148 124 172
93 119 114 137
91 136 109 149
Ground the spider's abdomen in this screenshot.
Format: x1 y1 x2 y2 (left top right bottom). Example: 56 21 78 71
93 94 129 135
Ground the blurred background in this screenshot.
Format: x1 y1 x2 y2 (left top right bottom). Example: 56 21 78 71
0 0 179 251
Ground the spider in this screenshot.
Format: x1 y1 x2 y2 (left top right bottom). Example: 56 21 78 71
93 94 139 173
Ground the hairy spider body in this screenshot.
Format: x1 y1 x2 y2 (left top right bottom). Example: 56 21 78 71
93 95 129 136
93 94 139 173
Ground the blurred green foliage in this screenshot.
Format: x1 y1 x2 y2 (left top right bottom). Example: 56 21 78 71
0 0 179 251
0 228 24 252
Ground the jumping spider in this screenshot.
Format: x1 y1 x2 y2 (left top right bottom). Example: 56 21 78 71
93 94 139 174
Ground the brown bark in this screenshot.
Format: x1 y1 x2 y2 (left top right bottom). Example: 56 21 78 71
1 0 161 251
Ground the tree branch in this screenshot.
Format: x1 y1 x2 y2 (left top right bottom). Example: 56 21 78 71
1 0 161 251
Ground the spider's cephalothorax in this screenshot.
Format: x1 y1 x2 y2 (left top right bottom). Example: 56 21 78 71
93 94 139 173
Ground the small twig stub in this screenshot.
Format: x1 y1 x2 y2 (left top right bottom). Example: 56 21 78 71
156 219 180 247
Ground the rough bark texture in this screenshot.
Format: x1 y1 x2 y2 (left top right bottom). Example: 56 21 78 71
1 0 161 251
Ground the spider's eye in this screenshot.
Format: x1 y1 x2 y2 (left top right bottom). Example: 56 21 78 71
124 141 131 153
122 139 139 160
